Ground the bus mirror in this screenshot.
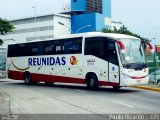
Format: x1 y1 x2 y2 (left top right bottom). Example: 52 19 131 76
117 40 125 53
144 41 153 53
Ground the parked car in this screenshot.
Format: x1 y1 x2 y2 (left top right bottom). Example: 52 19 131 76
149 69 160 84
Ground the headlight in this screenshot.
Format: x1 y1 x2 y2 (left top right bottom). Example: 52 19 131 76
122 73 131 79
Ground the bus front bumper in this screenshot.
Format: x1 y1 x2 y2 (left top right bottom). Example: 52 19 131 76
121 76 149 86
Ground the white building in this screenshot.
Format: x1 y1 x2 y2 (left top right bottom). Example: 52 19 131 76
1 13 123 47
111 20 123 30
1 14 71 46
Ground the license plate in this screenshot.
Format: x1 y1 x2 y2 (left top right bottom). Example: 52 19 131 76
137 80 141 83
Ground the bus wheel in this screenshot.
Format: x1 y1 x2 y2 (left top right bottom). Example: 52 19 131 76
113 86 121 91
157 80 160 85
45 82 54 86
24 73 32 85
87 74 99 90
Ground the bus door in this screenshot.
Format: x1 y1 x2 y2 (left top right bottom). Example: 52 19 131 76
108 41 120 83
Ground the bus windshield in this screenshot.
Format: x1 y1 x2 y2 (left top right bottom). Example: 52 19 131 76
0 48 6 71
119 39 146 70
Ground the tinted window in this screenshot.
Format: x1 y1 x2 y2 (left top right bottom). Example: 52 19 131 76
8 45 17 57
8 43 40 57
85 37 119 65
108 41 119 65
63 38 82 54
27 43 39 56
43 40 62 55
8 37 82 57
86 0 102 14
85 37 107 60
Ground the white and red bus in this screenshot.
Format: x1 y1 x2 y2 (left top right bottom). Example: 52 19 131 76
0 46 7 79
7 32 152 90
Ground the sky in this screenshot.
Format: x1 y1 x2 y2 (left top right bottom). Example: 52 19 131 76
0 0 160 44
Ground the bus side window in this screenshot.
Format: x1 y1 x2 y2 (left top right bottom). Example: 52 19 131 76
54 41 62 54
85 37 107 60
43 40 63 55
44 41 55 55
63 37 82 54
31 45 39 56
108 41 119 65
8 45 17 57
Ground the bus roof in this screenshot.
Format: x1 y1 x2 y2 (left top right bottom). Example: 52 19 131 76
8 32 140 45
0 46 6 49
55 32 140 40
83 32 140 40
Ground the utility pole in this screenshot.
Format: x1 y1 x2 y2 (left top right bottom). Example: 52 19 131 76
32 6 37 40
153 38 156 81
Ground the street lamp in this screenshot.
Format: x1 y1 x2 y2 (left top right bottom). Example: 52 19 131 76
32 6 37 40
58 22 73 34
2 38 17 46
152 38 156 81
76 24 91 33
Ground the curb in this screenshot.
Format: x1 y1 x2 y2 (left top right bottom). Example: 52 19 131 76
132 86 160 92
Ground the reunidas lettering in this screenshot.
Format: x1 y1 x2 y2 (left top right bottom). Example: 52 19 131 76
28 57 66 66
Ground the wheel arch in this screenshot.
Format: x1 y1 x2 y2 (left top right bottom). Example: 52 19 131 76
23 71 30 79
85 72 98 83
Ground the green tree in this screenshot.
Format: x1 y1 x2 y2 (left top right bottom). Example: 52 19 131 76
0 18 14 45
102 25 150 41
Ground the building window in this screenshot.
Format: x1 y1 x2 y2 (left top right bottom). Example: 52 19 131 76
86 0 102 14
26 35 54 41
9 26 53 35
11 16 53 25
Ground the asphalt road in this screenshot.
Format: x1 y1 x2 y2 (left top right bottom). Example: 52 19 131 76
0 79 160 120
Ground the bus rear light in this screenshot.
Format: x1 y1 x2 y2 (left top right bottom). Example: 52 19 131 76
116 40 125 53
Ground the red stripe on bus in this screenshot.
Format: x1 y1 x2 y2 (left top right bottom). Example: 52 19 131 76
131 76 145 79
99 81 119 86
32 72 86 84
8 70 119 87
8 70 24 80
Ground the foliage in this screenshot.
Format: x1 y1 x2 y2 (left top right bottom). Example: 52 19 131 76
0 18 14 45
102 25 150 41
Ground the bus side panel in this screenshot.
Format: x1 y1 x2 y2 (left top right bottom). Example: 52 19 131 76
54 75 85 84
31 72 53 82
99 81 119 86
84 55 120 87
8 70 24 80
29 72 86 84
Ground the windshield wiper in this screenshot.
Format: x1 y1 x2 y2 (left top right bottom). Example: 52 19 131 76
123 63 147 70
139 42 143 56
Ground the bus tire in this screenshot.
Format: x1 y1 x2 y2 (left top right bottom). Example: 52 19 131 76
157 80 160 85
24 73 32 85
45 82 54 86
113 86 121 91
87 74 99 90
